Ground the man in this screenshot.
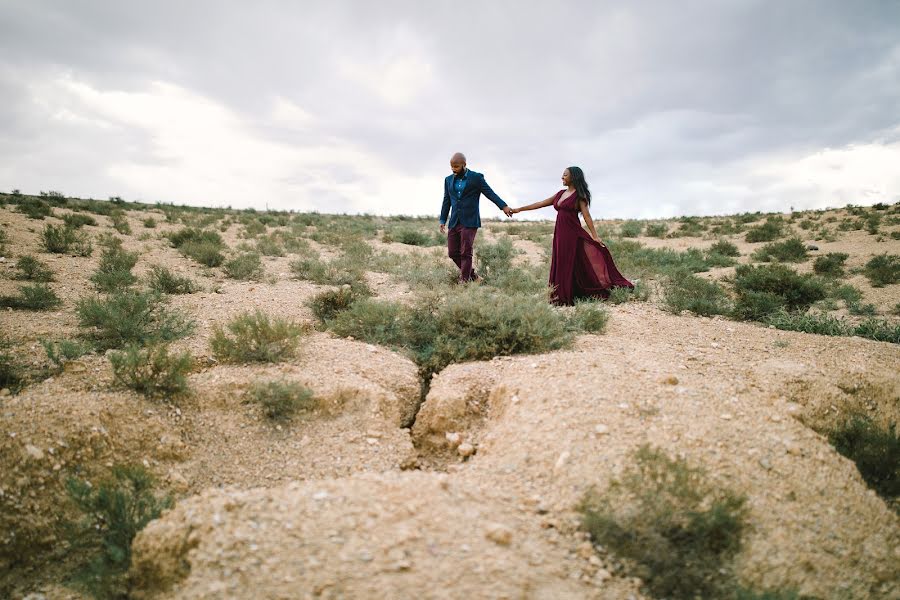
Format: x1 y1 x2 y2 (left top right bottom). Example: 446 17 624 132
439 152 514 282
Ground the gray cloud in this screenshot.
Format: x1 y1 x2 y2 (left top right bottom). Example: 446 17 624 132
1 0 898 217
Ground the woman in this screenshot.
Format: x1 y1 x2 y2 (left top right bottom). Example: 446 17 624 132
511 166 633 305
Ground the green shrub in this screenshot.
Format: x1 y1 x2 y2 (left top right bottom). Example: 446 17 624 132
704 250 737 268
76 290 194 350
709 239 740 257
863 254 899 287
664 273 731 316
619 220 643 237
254 235 284 256
0 228 8 255
475 236 516 280
180 239 224 267
248 380 316 420
62 213 97 228
568 301 609 333
210 310 305 363
392 229 432 246
96 231 123 250
290 255 371 295
308 286 367 322
0 283 62 310
813 252 848 277
745 217 785 243
608 280 650 304
110 212 132 235
751 237 808 262
852 319 900 344
243 219 266 237
0 342 25 392
14 255 53 281
579 445 748 600
142 217 157 228
764 311 900 344
606 241 721 279
223 252 265 280
41 338 92 370
66 465 172 598
90 246 139 292
709 219 745 236
829 416 899 506
18 197 52 219
168 227 224 248
673 217 707 237
41 223 76 253
147 265 197 294
732 264 827 320
109 343 192 398
645 222 668 238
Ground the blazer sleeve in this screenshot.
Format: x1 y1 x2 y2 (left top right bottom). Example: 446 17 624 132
440 177 451 224
479 175 507 210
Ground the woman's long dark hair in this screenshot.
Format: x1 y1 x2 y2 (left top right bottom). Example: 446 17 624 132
567 166 591 206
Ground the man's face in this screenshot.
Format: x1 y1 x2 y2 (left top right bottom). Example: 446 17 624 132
450 159 466 176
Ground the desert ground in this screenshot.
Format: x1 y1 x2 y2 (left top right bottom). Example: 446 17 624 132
1 192 898 599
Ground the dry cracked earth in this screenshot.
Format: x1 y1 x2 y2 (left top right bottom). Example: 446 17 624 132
1 198 898 599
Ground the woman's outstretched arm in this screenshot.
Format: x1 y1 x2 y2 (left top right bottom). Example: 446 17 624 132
511 194 557 213
579 200 606 246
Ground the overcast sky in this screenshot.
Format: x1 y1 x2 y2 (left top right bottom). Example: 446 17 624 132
1 1 898 219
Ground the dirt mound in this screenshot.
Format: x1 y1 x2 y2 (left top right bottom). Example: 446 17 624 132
130 472 641 600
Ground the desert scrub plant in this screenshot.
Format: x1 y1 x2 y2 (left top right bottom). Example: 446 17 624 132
863 254 899 287
568 300 609 333
383 228 437 246
254 234 285 256
146 265 198 294
709 238 740 257
41 223 91 254
62 213 98 228
731 264 827 321
663 272 732 316
290 254 371 295
14 255 54 281
223 251 265 280
852 318 900 344
745 216 786 243
90 245 139 292
475 236 516 280
167 227 226 267
210 310 306 363
66 465 172 598
0 228 8 255
142 217 157 228
813 252 849 278
764 311 899 344
578 445 748 600
0 283 62 310
644 222 668 238
109 343 192 398
308 285 369 322
750 237 809 263
76 290 194 350
672 216 707 237
607 280 650 304
247 380 316 420
109 211 132 234
828 415 899 508
0 340 26 392
17 196 52 219
619 220 643 238
41 338 92 371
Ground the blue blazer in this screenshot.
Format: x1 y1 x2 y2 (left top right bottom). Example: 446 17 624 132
440 169 507 229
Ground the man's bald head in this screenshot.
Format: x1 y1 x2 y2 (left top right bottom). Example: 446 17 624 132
450 152 467 176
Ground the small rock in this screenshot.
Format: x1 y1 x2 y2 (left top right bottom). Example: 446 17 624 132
806 244 819 251
485 523 513 546
595 568 612 583
720 413 733 420
759 458 772 470
24 445 44 460
710 342 720 349
445 431 461 447
458 442 475 458
0 388 10 397
554 450 571 472
662 376 679 385
594 424 609 435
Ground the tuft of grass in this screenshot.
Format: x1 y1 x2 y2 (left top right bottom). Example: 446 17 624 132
90 246 139 292
110 211 132 235
568 301 609 333
18 197 53 219
619 220 643 238
308 286 369 322
475 236 516 281
76 290 194 350
813 252 849 278
863 254 899 287
751 237 809 263
41 223 92 255
168 227 226 267
709 239 740 257
290 253 371 295
664 273 731 317
254 234 284 256
0 340 26 393
745 216 786 243
66 465 172 598
608 280 650 304
0 283 63 311
732 264 826 321
579 445 748 600
247 380 316 420
147 265 198 294
14 255 54 281
223 251 265 280
62 213 98 229
109 343 192 399
210 310 306 363
42 338 92 370
142 217 157 228
672 217 708 237
645 222 669 238
829 416 899 507
764 311 900 344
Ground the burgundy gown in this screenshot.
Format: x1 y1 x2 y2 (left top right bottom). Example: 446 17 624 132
548 190 633 305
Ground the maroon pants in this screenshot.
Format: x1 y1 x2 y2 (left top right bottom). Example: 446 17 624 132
447 225 478 282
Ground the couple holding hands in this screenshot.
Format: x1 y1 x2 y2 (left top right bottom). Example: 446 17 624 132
439 152 633 305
